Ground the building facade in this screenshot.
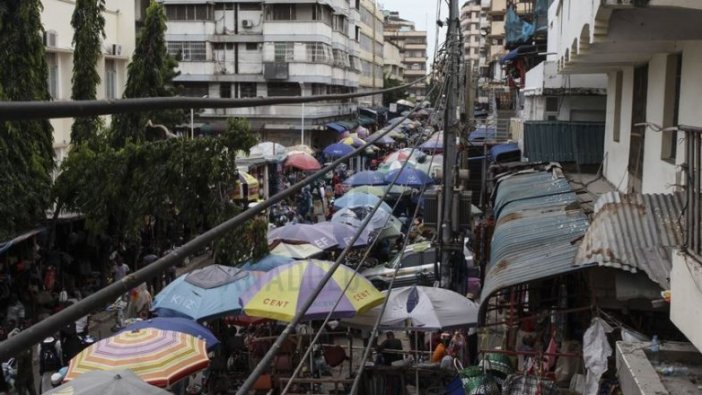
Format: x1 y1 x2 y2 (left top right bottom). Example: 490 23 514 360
460 0 491 105
41 0 136 164
158 0 362 147
383 10 427 101
357 0 384 106
383 41 404 82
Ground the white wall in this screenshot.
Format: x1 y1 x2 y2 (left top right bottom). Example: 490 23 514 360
603 67 634 191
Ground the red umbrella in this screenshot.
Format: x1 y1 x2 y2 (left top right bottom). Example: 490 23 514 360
285 152 321 171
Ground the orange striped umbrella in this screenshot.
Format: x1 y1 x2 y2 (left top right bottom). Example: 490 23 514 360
64 328 209 388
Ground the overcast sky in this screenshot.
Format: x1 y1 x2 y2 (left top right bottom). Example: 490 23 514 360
379 0 448 64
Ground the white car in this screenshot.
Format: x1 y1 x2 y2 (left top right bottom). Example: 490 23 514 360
361 242 438 290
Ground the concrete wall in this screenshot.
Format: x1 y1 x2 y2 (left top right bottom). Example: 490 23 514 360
603 67 633 191
670 249 702 352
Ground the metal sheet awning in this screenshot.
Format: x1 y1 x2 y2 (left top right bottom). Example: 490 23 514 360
574 192 684 289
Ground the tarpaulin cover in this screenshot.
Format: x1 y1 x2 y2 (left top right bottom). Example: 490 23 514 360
505 8 534 47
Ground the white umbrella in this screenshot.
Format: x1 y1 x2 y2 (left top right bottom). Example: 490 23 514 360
249 142 287 161
271 242 323 259
342 286 479 331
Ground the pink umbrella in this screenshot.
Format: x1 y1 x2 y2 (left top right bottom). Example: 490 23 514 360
285 152 321 171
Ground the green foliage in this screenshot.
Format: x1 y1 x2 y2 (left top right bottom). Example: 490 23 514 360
383 74 408 106
110 0 182 147
0 0 54 240
70 0 106 143
54 118 265 261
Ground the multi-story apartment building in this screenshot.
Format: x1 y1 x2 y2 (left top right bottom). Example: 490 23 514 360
357 0 384 106
41 0 136 164
383 11 427 101
460 0 491 104
158 0 362 147
383 41 404 82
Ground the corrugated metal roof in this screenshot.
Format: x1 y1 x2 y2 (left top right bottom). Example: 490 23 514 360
523 121 605 165
480 169 592 313
574 192 684 289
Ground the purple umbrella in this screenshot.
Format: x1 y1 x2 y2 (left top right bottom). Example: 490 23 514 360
313 221 373 248
268 222 370 250
342 170 386 186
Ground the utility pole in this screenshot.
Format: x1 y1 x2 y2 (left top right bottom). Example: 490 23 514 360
440 0 461 288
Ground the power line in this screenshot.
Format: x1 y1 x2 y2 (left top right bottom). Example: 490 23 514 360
0 80 421 121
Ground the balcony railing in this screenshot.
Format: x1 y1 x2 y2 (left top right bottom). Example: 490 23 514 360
264 62 289 80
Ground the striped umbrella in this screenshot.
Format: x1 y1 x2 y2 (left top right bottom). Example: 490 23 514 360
65 328 209 388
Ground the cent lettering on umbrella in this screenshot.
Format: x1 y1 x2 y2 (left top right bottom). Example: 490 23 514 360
262 298 290 308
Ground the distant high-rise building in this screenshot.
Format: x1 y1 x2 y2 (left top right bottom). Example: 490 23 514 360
357 0 384 106
383 10 427 101
383 41 404 82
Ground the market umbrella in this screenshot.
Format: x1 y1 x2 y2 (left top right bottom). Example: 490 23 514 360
331 207 402 239
249 142 287 162
383 167 434 188
240 259 384 321
382 148 426 164
240 253 295 271
366 131 396 146
323 143 354 159
419 132 444 151
268 222 367 249
270 242 324 259
342 286 479 331
334 192 393 213
151 265 259 321
415 154 443 179
64 329 209 388
348 185 411 197
342 170 386 186
119 317 219 351
285 152 321 171
312 221 373 248
286 144 315 155
340 136 366 148
376 159 412 174
46 369 171 395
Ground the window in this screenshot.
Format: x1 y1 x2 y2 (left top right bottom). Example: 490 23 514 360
104 59 117 99
493 14 504 22
274 42 294 62
359 33 372 52
167 41 206 61
165 4 213 21
360 7 373 26
612 71 623 142
305 42 331 63
239 83 257 98
267 4 295 20
46 53 59 99
267 82 301 97
239 3 262 11
374 41 383 57
219 83 231 99
354 26 361 42
312 4 333 25
311 83 326 96
245 43 258 51
662 53 682 162
545 96 558 112
333 15 348 34
177 82 208 97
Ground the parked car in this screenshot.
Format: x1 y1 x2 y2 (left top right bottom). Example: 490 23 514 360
361 242 438 290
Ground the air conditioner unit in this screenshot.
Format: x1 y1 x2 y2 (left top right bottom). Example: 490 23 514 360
43 31 57 48
242 19 254 28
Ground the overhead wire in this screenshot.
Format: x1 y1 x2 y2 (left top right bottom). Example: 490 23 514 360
279 76 449 394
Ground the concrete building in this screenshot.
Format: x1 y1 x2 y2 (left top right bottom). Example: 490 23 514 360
383 10 427 101
41 0 136 164
383 41 404 82
357 0 384 106
461 0 491 105
158 0 362 147
550 0 702 384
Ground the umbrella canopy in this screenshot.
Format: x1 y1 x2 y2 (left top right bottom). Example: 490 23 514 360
285 152 321 171
323 143 354 158
382 148 426 164
249 142 287 162
46 369 171 395
384 167 434 188
152 265 258 321
270 242 324 259
232 171 260 201
415 154 443 179
268 222 369 249
355 125 370 138
240 260 384 321
342 170 387 186
419 133 444 151
286 144 315 155
331 207 402 239
65 329 209 388
334 192 393 213
348 185 411 197
312 221 373 248
376 159 412 174
342 286 479 331
366 131 396 145
340 136 366 148
240 253 295 271
119 317 219 351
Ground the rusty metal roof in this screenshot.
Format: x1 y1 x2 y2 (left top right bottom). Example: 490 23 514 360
574 192 684 289
480 169 592 312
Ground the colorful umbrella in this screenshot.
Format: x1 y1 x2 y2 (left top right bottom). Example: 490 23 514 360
65 329 209 388
232 171 260 201
152 265 259 321
342 286 479 331
240 253 295 271
342 170 386 186
119 317 219 351
383 167 434 188
312 221 373 247
240 260 385 321
270 242 324 259
323 143 354 158
334 192 393 214
285 152 321 171
46 369 171 395
340 136 366 147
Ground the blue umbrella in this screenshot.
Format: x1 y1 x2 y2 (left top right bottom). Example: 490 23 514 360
152 265 259 321
420 133 443 151
119 317 220 350
334 192 393 213
323 143 354 158
384 167 434 188
240 254 294 271
342 170 386 186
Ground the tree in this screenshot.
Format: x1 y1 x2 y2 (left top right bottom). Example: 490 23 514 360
70 0 106 143
110 0 182 147
0 0 54 240
383 74 408 106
